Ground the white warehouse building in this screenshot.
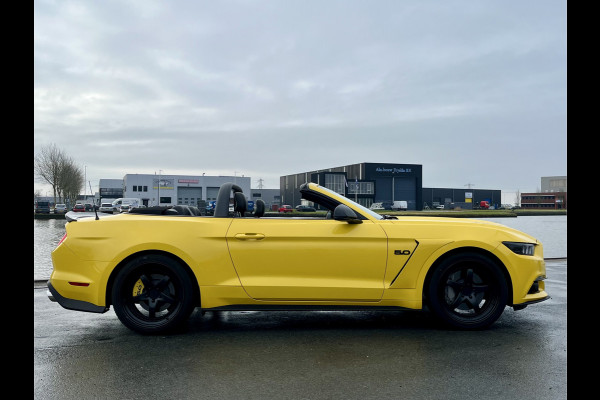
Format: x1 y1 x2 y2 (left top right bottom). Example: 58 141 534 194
119 174 251 207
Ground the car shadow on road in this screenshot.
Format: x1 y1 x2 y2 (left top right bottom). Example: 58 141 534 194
185 309 454 334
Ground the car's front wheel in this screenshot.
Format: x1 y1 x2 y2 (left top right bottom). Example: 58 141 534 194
111 254 195 334
427 252 508 330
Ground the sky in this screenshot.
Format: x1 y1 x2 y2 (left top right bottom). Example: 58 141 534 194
34 0 566 201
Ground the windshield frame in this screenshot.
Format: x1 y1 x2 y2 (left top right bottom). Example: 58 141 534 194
307 183 383 220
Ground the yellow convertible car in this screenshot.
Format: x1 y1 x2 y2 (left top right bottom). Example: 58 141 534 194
48 182 548 334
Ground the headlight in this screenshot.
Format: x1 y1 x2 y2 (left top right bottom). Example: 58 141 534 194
503 241 535 256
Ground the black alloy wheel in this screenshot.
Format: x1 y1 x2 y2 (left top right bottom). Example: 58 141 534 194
427 252 508 330
112 254 195 334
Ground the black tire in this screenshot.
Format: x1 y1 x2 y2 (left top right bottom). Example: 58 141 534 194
111 254 195 334
427 252 508 330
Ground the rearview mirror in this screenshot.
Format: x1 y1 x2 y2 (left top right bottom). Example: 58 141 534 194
333 204 362 224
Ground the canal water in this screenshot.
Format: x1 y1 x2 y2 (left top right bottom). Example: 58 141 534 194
33 215 567 281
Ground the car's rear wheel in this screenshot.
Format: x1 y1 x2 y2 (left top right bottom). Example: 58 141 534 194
427 252 508 330
112 254 195 334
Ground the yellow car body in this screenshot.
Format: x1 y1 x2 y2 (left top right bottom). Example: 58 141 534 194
48 182 548 334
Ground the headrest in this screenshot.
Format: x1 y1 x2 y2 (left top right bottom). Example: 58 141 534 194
254 199 265 217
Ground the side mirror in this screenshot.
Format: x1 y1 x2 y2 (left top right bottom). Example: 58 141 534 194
333 204 363 224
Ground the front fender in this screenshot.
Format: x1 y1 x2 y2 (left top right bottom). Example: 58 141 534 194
389 239 501 290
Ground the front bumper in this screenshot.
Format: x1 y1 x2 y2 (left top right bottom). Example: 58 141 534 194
47 281 109 313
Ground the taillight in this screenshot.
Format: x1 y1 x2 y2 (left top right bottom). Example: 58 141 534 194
57 233 67 246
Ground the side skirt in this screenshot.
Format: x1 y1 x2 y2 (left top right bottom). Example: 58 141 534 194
201 304 414 312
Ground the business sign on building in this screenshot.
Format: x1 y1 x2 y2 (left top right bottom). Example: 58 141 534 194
178 179 199 184
465 192 473 203
153 178 174 190
374 166 413 174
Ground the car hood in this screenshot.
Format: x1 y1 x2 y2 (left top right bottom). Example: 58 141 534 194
383 217 538 243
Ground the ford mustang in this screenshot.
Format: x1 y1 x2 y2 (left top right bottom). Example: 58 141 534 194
47 182 548 334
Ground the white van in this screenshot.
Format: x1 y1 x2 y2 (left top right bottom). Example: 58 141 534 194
111 198 141 212
391 201 408 211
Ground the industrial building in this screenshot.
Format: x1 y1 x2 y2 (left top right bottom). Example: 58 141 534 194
521 192 567 209
96 175 279 209
520 176 567 210
281 162 423 210
280 162 502 211
98 174 251 207
84 167 566 212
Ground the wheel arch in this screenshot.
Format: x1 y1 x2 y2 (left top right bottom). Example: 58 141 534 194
421 246 514 307
105 250 201 307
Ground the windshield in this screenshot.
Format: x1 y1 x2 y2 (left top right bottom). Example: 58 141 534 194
313 184 383 220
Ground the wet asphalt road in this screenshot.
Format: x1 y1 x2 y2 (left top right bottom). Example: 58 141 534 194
34 260 566 400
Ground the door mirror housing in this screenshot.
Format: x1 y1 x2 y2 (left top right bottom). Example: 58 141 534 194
333 204 363 224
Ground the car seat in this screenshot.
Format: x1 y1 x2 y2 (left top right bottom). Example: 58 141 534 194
173 205 193 215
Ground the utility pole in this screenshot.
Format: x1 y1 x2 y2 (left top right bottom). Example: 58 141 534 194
158 170 163 206
465 183 475 189
256 178 264 189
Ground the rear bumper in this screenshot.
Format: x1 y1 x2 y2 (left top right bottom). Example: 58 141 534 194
47 281 109 314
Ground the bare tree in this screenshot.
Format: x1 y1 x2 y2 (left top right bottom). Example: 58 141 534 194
60 162 84 205
34 189 42 204
34 144 84 205
34 143 63 204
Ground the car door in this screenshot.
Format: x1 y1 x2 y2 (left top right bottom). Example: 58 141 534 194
226 218 388 301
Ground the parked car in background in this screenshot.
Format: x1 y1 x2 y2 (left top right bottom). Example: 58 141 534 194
391 201 408 211
369 202 383 210
35 201 51 214
278 205 293 213
205 201 217 216
435 204 445 210
296 205 316 212
72 204 85 212
370 201 393 210
54 204 67 214
118 204 131 213
99 203 114 214
111 198 141 211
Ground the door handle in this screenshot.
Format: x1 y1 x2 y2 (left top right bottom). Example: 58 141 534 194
234 233 265 240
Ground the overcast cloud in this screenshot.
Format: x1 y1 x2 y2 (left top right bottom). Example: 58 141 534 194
34 0 566 198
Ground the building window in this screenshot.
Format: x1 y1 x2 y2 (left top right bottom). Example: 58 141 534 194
143 186 148 192
325 174 345 195
347 181 374 195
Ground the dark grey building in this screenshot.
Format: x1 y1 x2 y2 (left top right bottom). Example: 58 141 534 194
281 162 423 210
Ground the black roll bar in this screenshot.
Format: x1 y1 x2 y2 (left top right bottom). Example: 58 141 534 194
214 182 244 218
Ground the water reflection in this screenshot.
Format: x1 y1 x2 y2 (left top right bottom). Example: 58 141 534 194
34 219 67 281
477 215 566 259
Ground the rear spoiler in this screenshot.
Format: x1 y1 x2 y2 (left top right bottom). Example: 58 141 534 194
65 211 113 222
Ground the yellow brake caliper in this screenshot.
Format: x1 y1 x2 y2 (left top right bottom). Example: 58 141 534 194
133 278 145 297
